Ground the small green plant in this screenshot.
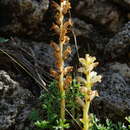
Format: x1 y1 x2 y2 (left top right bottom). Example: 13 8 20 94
53 119 70 130
66 79 81 110
77 54 102 130
125 116 130 129
91 115 127 130
35 80 59 129
35 120 49 129
66 79 82 128
28 81 58 129
29 80 129 130
29 80 70 129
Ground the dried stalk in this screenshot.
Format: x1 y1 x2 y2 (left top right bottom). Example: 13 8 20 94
50 0 73 125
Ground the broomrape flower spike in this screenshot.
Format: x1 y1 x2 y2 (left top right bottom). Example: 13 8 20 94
50 0 72 129
77 54 102 130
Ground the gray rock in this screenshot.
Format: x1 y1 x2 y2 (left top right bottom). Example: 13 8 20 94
108 62 130 79
0 37 54 86
72 18 108 51
0 0 49 40
92 71 130 121
0 70 34 130
111 0 130 11
104 21 130 59
0 37 76 86
75 0 125 32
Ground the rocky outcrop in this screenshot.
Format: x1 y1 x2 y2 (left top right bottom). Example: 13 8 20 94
0 0 49 40
91 62 130 121
104 21 130 59
72 18 109 51
0 70 34 130
75 0 125 32
92 70 130 122
108 62 130 79
111 0 130 11
0 37 54 86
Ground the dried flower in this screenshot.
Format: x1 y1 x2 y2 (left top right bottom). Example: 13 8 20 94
51 23 60 35
50 0 72 125
64 75 72 89
63 46 72 59
63 66 73 75
50 41 60 52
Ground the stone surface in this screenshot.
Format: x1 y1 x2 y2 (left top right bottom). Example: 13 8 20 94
0 0 49 40
0 70 34 130
72 18 109 51
111 0 130 11
92 71 130 121
108 62 130 79
75 0 125 32
0 37 55 86
104 21 130 59
0 37 76 85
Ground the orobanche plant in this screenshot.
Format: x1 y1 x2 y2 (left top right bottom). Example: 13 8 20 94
50 0 73 127
77 54 102 130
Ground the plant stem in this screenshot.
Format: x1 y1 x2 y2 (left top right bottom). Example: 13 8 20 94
83 96 90 130
59 70 65 121
82 74 91 130
59 0 65 124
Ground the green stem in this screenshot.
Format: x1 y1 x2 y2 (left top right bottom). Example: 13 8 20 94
82 96 90 130
59 73 65 121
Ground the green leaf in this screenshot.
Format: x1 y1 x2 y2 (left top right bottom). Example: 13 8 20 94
28 109 41 121
125 116 130 123
53 119 70 129
35 120 49 128
0 37 9 43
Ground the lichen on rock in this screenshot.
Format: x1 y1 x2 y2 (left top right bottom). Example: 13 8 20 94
0 70 34 130
92 71 130 121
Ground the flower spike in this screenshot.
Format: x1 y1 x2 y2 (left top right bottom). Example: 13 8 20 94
77 54 102 130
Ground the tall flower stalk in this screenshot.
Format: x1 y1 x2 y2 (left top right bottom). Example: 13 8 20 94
77 54 102 130
50 0 73 126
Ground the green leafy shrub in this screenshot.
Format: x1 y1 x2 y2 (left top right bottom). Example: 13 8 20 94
29 80 70 129
29 80 129 130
